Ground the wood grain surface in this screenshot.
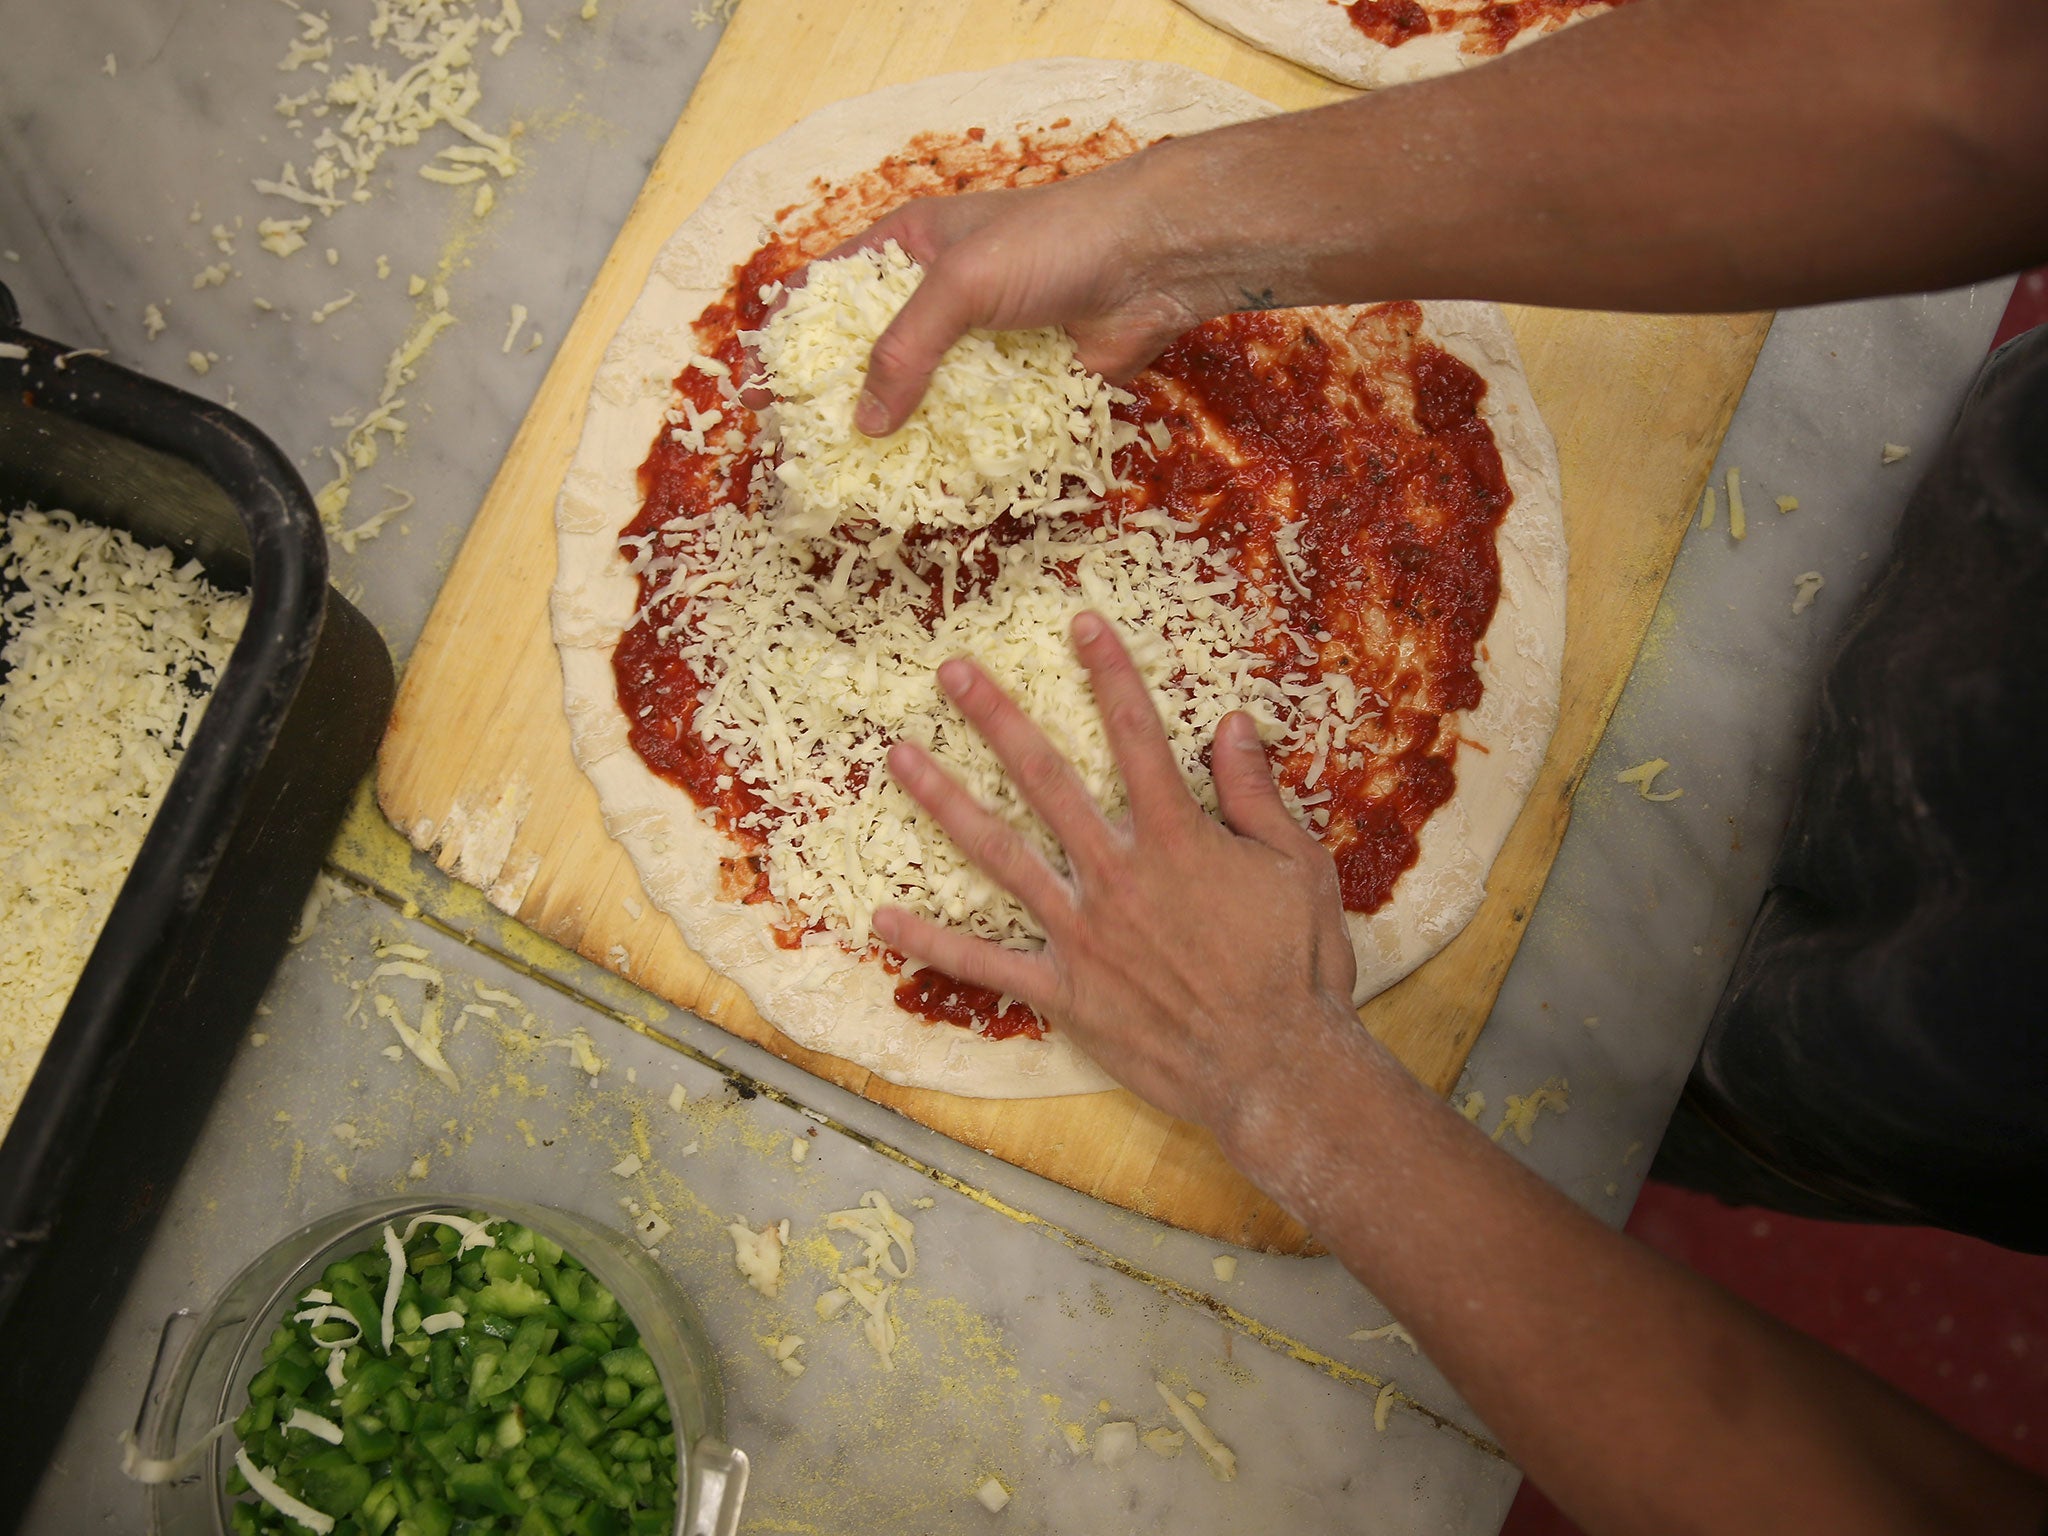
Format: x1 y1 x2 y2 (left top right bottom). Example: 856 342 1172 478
376 0 1770 1254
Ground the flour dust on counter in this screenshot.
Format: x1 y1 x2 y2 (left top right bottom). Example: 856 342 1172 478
0 507 246 1135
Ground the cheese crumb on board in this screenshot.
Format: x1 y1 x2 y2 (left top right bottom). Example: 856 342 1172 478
1776 494 1799 514
1155 1382 1236 1480
187 351 211 376
1698 486 1716 530
764 1333 805 1377
103 53 117 76
726 1218 787 1298
667 1082 687 1111
1492 1076 1570 1146
0 509 244 1136
1881 442 1912 465
752 240 1137 537
1726 466 1747 541
974 1477 1010 1514
1615 758 1683 802
1210 1255 1237 1284
142 303 167 340
502 302 529 354
1457 1090 1487 1122
257 217 311 258
1792 571 1825 615
193 262 231 290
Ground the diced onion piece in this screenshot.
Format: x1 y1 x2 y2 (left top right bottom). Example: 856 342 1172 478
420 1310 465 1335
399 1211 496 1253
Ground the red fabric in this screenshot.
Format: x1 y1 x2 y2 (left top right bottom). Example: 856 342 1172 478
1501 1181 2048 1534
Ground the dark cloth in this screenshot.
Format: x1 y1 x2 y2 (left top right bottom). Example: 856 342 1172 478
1651 323 2048 1253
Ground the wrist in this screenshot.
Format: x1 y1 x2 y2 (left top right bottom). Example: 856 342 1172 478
1208 998 1407 1200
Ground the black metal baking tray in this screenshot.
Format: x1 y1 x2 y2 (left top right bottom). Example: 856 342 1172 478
0 282 395 1525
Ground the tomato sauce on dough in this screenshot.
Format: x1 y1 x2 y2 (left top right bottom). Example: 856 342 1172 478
613 128 1512 1043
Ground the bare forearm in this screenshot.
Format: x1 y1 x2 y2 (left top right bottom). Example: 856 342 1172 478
1137 0 2048 319
1216 1028 2048 1536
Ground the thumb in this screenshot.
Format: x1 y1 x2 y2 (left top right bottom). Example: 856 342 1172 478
856 258 984 436
1211 711 1306 849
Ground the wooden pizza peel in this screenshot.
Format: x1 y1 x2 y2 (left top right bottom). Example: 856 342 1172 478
374 0 1770 1254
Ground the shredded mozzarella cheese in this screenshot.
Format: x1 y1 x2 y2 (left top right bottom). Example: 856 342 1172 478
0 510 243 1134
751 241 1137 536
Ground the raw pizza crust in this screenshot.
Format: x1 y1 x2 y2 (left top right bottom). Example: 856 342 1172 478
1175 0 1619 90
552 57 1565 1099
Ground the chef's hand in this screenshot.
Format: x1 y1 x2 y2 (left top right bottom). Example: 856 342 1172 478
838 150 1226 437
874 611 1379 1135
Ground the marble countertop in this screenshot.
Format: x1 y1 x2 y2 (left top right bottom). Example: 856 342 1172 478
0 1 2016 1530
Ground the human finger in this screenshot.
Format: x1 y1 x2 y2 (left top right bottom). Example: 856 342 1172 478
886 740 1075 920
872 906 1054 1008
933 658 1117 875
1071 612 1191 831
1211 710 1314 851
855 247 994 435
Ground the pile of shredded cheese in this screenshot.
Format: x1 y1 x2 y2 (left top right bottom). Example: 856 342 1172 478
750 241 1138 536
636 492 1309 949
0 509 246 1132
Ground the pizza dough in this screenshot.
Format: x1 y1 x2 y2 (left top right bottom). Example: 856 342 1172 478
1174 0 1626 91
553 58 1565 1099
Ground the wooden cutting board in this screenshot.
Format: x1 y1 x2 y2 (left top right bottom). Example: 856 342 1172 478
377 0 1769 1254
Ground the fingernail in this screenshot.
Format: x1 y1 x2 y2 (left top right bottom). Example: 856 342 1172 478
854 390 887 436
936 658 975 697
1072 611 1104 645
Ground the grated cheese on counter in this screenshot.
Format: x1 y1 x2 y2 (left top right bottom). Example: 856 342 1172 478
751 241 1137 536
0 510 244 1135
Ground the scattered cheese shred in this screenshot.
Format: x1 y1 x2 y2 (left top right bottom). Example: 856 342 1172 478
1726 466 1746 541
1881 442 1912 465
1373 1381 1398 1432
1349 1321 1419 1353
1155 1382 1236 1480
1615 758 1683 802
400 1211 496 1252
1211 1255 1237 1284
236 1449 336 1535
1698 486 1716 530
752 241 1136 537
1492 1076 1570 1145
285 1407 344 1445
502 302 529 354
1792 570 1825 615
378 1222 406 1351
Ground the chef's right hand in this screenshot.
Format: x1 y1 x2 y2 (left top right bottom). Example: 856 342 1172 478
874 612 1379 1140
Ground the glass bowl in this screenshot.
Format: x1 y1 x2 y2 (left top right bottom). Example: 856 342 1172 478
130 1195 748 1536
